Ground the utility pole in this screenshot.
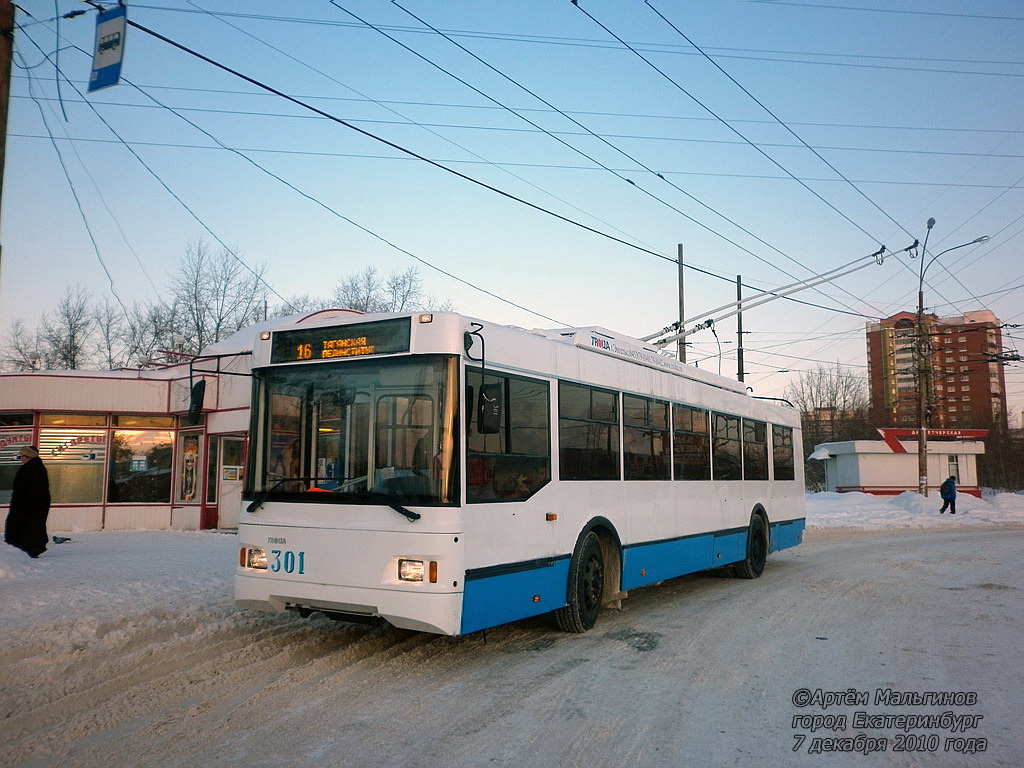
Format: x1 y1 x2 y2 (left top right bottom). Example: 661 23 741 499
916 218 935 497
736 275 744 383
0 0 13 313
676 244 685 363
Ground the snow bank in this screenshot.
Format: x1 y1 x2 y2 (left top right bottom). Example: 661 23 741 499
805 489 1024 529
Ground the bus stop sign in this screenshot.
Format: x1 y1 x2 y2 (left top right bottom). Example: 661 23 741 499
89 5 126 92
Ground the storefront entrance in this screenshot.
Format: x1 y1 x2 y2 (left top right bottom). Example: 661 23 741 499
200 435 246 529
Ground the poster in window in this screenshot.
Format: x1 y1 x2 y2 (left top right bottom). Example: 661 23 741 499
181 434 199 501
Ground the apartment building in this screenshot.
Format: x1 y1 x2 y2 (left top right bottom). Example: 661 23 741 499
866 310 1008 430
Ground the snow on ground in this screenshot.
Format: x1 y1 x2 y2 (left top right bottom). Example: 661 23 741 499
1 493 1023 767
1 491 1023 630
805 489 1024 530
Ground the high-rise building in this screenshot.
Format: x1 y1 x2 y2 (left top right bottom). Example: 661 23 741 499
866 310 1008 430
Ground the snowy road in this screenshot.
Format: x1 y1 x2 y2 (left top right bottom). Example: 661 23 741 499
3 526 1022 768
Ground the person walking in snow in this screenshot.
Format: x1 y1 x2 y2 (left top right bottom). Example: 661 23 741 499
939 475 957 515
4 446 51 558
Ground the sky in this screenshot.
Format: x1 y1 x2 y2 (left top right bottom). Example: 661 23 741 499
2 1 1022 423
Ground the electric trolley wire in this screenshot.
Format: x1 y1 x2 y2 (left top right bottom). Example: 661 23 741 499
183 0 655 253
388 0 872 318
35 9 583 327
115 13 884 321
644 0 917 243
570 0 886 248
119 78 572 326
16 32 133 321
120 4 1024 78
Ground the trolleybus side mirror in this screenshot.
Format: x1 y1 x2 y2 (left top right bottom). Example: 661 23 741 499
187 380 206 425
477 383 502 434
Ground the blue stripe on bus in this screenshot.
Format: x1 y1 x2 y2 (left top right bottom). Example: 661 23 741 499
770 517 805 552
461 557 570 634
622 530 730 590
459 518 806 633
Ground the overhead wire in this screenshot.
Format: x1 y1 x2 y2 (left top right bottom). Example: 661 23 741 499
110 11 887 324
388 0 876 319
644 0 917 243
35 4 1019 393
569 0 922 334
569 0 884 248
15 29 132 322
119 77 572 326
122 4 1024 79
13 45 161 296
638 1 1007 356
39 26 573 326
182 0 654 252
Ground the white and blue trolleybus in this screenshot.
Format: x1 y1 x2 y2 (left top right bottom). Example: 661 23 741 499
236 311 806 635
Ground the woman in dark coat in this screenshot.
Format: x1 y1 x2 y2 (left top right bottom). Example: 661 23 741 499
4 446 51 558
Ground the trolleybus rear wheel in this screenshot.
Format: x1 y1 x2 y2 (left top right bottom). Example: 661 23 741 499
734 514 767 579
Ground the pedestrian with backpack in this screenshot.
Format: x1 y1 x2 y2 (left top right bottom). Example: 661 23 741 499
939 476 957 514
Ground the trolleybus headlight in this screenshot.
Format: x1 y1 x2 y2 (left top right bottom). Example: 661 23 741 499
398 558 425 582
241 547 268 570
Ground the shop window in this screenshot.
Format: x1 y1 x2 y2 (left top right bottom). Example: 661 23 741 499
109 430 173 503
42 414 107 427
0 414 33 427
38 428 107 503
114 415 175 428
206 439 219 504
0 425 36 503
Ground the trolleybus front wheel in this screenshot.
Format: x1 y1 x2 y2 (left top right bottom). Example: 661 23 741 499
554 531 605 632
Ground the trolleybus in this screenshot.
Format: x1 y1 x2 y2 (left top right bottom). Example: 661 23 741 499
235 311 805 635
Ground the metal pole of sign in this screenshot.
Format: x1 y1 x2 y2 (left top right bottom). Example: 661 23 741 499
736 275 744 383
677 244 685 363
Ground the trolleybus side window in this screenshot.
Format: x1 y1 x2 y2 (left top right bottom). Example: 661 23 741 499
712 413 742 480
673 404 711 480
772 424 796 481
743 419 769 480
623 394 670 480
558 382 620 481
467 370 550 502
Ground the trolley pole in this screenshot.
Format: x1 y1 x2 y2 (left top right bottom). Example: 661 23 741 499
677 244 685 363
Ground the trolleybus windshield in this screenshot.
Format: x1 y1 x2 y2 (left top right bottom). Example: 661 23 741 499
249 355 459 507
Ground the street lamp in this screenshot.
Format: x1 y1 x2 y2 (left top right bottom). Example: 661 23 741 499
914 219 990 496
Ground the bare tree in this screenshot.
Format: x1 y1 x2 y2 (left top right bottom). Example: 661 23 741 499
94 298 132 369
1 250 452 372
40 286 95 369
271 293 332 317
0 319 45 371
784 362 873 489
332 266 451 313
168 242 270 353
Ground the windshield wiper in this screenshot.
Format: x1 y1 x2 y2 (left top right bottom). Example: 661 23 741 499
246 480 420 521
245 477 315 513
365 492 421 522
